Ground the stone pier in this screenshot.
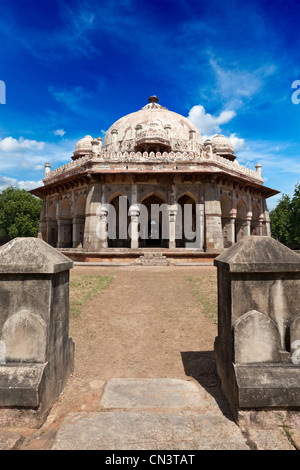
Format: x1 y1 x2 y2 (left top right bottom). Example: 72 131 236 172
0 238 74 427
214 236 300 422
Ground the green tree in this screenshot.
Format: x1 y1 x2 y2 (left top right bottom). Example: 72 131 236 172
270 193 292 247
290 181 300 248
0 186 42 244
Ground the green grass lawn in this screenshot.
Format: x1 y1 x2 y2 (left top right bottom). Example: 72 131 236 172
185 273 218 323
69 275 114 317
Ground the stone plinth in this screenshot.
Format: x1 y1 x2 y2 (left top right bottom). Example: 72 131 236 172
214 236 300 421
0 238 74 427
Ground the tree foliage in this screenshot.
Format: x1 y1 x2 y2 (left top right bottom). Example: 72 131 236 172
0 186 42 244
270 181 300 249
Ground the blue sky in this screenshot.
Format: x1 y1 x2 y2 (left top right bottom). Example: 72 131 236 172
0 0 300 209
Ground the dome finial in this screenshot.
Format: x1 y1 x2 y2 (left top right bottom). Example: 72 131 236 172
148 95 159 103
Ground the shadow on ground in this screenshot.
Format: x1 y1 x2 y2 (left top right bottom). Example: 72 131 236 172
181 350 234 421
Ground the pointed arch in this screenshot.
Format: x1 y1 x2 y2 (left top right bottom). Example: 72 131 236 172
140 190 167 205
76 193 86 216
59 198 72 248
176 192 197 248
236 198 248 242
139 193 168 248
108 193 130 248
251 201 261 236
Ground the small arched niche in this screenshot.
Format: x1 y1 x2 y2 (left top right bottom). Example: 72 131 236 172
2 310 47 363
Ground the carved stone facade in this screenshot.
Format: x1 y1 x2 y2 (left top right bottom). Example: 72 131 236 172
31 96 279 261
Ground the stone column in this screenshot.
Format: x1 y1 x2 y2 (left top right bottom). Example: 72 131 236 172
129 204 140 249
258 215 264 236
198 203 205 250
204 181 223 252
229 215 236 245
245 212 252 237
57 218 63 248
83 181 102 252
168 204 177 249
99 205 109 249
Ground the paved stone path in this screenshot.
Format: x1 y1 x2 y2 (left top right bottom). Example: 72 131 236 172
51 378 295 450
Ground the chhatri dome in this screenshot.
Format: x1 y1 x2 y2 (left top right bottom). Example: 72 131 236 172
31 94 279 263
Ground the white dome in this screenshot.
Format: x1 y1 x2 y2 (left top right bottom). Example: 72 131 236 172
73 135 93 158
212 134 234 154
102 96 203 153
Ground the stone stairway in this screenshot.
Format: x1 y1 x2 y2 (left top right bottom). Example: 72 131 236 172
134 252 172 266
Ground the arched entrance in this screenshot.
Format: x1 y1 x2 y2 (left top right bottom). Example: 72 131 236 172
176 194 197 248
140 194 168 248
73 194 86 248
59 198 72 248
235 199 247 242
108 194 130 248
251 202 261 236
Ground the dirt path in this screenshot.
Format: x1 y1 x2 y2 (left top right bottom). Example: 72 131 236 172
71 265 217 381
18 265 230 450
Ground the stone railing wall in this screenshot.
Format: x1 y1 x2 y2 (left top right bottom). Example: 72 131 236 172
43 150 263 184
44 154 92 181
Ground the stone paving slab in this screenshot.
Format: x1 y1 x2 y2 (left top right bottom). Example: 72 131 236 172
0 429 23 450
51 378 297 450
51 411 250 450
99 378 218 411
245 427 295 451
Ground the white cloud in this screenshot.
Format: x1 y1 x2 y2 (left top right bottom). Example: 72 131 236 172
228 133 245 152
209 58 276 110
0 175 43 192
53 129 66 136
187 104 236 134
0 137 45 152
0 135 78 180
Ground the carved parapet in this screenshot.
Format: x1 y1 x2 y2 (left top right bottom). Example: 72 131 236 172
43 150 264 186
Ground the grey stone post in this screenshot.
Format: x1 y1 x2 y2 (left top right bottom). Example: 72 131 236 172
214 236 300 422
0 238 74 427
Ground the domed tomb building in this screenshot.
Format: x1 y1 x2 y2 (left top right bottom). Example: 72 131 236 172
31 96 279 263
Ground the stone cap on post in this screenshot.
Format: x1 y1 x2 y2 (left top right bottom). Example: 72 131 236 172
214 236 300 273
0 238 73 274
